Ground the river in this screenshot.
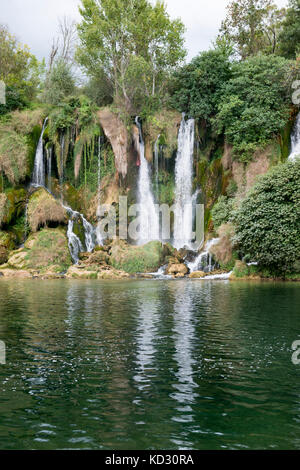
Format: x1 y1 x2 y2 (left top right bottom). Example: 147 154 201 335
0 279 299 450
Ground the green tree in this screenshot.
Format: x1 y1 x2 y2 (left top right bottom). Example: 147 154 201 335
76 0 186 114
43 59 75 105
213 54 290 161
219 0 285 58
0 24 42 111
234 161 300 274
169 48 232 122
279 0 300 58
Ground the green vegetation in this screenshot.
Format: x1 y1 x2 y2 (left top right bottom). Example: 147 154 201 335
77 0 186 116
213 55 291 161
234 161 300 275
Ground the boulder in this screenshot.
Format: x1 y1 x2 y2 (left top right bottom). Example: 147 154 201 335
6 228 72 273
166 263 189 276
189 271 206 278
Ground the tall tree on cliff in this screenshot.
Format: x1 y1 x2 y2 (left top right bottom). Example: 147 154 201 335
76 0 186 115
218 0 285 59
278 0 300 58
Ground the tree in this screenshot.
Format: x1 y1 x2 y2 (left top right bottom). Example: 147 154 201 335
234 160 300 274
169 47 232 122
219 0 285 58
76 0 186 114
43 16 77 105
213 55 291 161
42 60 75 105
0 24 42 110
279 0 300 58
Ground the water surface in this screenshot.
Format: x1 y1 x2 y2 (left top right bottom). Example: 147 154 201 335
0 279 299 450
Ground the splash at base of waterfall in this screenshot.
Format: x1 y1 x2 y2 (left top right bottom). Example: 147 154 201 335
187 238 220 273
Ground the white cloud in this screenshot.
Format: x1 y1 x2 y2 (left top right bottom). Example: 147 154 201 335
0 0 289 62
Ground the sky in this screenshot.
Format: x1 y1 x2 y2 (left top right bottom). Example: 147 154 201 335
0 0 288 63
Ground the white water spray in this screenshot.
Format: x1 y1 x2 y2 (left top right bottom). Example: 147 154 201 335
289 113 300 161
187 238 219 273
136 117 159 244
32 117 48 187
173 115 195 249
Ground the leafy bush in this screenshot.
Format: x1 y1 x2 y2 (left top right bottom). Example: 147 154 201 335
213 55 291 161
234 160 300 274
212 195 235 228
170 48 232 122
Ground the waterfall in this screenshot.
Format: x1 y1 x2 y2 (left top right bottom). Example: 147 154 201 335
187 238 219 273
63 205 96 256
289 113 300 161
32 117 48 187
67 219 84 264
154 135 160 201
81 215 96 252
59 133 65 198
136 117 159 244
96 136 103 246
46 147 52 192
173 115 195 249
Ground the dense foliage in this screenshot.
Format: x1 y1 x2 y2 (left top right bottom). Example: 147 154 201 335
170 48 232 122
213 55 291 161
76 0 186 116
279 0 300 58
234 161 300 274
0 25 43 113
219 0 286 58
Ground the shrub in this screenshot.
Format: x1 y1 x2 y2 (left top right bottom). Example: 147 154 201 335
234 160 300 274
212 195 234 228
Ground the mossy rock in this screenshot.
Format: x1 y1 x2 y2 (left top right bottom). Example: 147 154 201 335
7 227 72 272
0 230 17 265
0 189 26 227
28 188 67 232
110 240 169 274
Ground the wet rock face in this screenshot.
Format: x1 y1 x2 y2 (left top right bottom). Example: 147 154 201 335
98 108 129 179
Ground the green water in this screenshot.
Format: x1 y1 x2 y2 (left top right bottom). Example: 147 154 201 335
0 279 300 450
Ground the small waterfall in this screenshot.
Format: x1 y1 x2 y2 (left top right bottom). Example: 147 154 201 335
81 215 96 252
32 117 48 187
67 219 84 264
58 133 65 199
63 205 96 256
136 117 159 244
46 147 52 192
154 135 160 201
289 113 300 161
96 136 103 246
187 238 219 273
173 115 195 249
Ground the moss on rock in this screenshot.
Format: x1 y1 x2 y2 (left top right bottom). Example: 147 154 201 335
28 188 67 232
110 240 169 274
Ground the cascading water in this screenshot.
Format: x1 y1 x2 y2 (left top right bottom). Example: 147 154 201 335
154 135 160 201
187 238 219 273
173 115 195 249
46 147 52 191
67 219 84 264
63 205 96 255
96 136 103 246
289 113 300 161
136 117 159 244
32 117 48 187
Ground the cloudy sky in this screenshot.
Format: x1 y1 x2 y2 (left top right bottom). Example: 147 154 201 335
1 0 288 62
